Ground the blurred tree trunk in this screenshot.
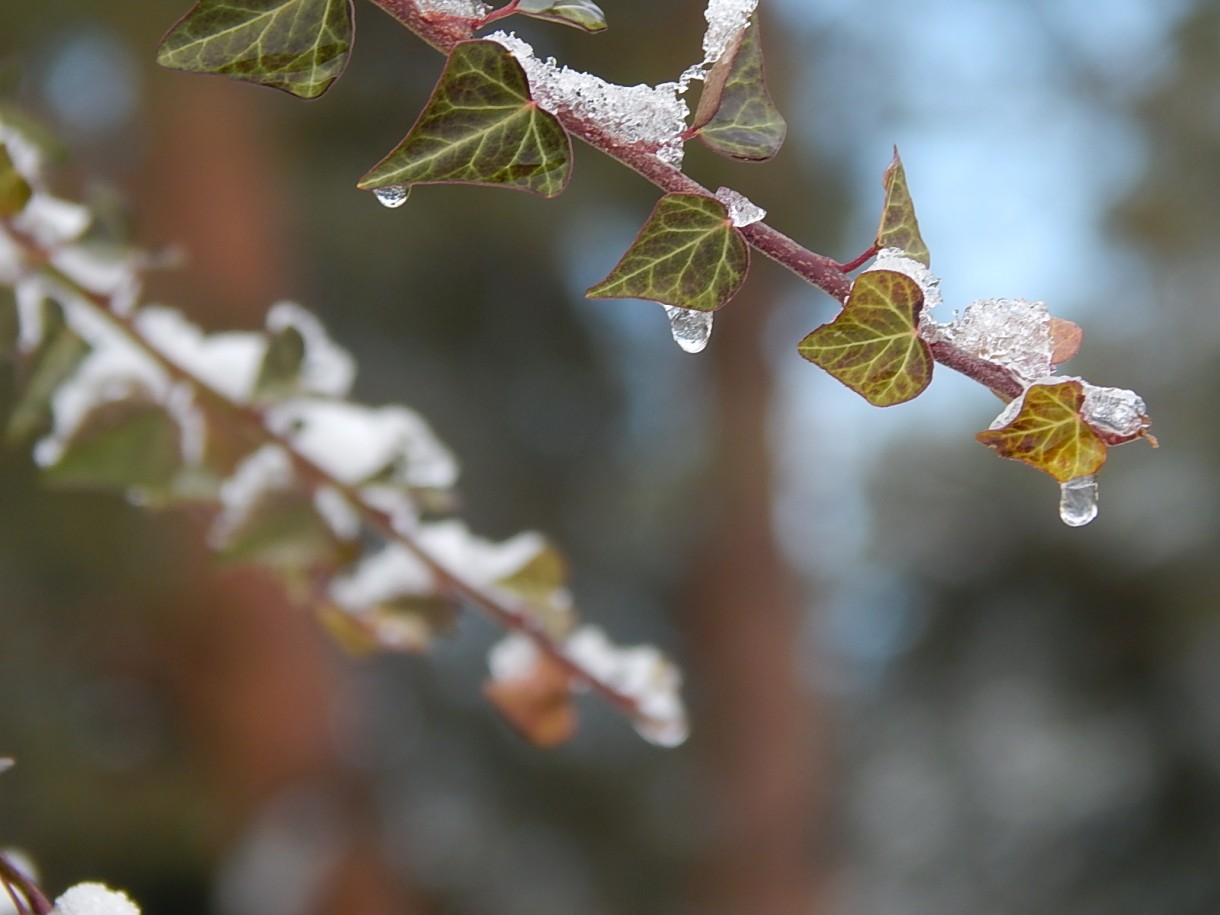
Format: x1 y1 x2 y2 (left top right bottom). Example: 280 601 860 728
681 280 831 915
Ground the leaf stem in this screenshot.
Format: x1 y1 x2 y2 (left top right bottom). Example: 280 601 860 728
0 852 52 915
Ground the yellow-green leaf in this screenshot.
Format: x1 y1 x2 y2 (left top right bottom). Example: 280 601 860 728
43 399 183 492
797 270 932 406
0 143 32 217
976 380 1108 482
692 21 786 162
358 40 572 198
156 0 354 100
876 149 930 266
586 193 748 312
517 0 607 32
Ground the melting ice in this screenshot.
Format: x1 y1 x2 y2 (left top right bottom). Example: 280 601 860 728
1059 475 1099 527
664 305 713 353
373 185 409 209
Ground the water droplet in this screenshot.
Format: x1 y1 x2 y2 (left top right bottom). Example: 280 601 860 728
664 305 713 354
373 185 409 208
1059 475 1099 527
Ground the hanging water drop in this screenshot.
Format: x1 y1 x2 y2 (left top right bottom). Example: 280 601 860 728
664 305 713 354
1059 475 1099 527
373 185 409 208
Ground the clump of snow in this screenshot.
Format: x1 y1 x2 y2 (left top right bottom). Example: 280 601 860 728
264 400 459 491
330 542 434 611
12 195 91 249
136 307 266 403
265 302 355 398
700 0 759 66
714 187 765 227
487 31 690 167
52 883 140 915
565 626 688 747
941 296 1054 382
488 632 540 682
313 486 360 541
419 521 547 585
209 445 295 548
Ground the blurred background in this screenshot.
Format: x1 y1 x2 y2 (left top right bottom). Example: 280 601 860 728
1 0 1217 913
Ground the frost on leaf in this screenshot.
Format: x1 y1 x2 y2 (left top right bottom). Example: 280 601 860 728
691 17 786 161
976 380 1107 483
586 193 748 313
876 149 930 267
487 31 690 167
485 633 577 748
516 0 607 32
798 269 933 407
156 0 355 100
358 40 572 199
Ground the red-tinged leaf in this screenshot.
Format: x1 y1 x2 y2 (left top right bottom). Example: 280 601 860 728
516 0 607 32
358 40 572 198
876 149 930 266
976 380 1108 482
586 193 748 312
484 652 577 748
1049 316 1083 365
692 21 786 161
156 0 355 100
797 270 933 406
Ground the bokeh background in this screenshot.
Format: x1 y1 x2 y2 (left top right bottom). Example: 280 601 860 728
1 1 1217 913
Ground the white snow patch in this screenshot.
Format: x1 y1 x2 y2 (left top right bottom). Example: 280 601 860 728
265 302 355 398
135 307 267 404
210 445 295 548
52 883 140 915
487 631 541 682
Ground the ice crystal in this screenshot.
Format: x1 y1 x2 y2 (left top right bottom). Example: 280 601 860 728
1080 382 1147 438
414 0 490 18
565 626 689 747
52 882 140 915
714 187 765 227
487 31 690 167
942 297 1054 382
701 0 759 66
1059 475 1099 527
868 247 942 311
664 305 714 353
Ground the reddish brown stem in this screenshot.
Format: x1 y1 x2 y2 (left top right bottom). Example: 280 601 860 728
0 853 52 915
837 243 879 273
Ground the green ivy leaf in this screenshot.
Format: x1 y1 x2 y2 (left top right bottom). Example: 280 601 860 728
0 287 17 363
358 40 572 198
0 143 32 217
252 323 305 402
493 541 574 639
797 270 932 406
7 306 90 444
156 0 355 100
976 380 1107 483
43 399 183 492
586 193 748 312
692 21 786 162
517 0 607 32
876 149 930 266
216 486 341 572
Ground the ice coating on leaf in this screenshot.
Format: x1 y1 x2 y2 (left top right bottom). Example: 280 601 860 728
416 0 490 17
1059 475 1099 527
265 302 356 398
330 542 434 610
942 297 1054 382
664 305 714 354
565 626 689 747
135 307 267 403
264 400 459 490
869 247 942 310
52 882 140 915
488 631 541 682
714 186 765 227
487 32 690 167
701 0 759 66
210 444 295 548
373 185 409 208
1080 382 1148 437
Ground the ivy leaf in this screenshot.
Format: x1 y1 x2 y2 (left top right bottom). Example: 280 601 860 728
358 40 572 198
692 21 786 161
216 486 343 573
876 149 930 267
797 270 932 406
516 0 607 32
484 651 577 749
976 380 1107 483
252 323 305 402
7 306 90 444
0 143 32 217
1048 316 1083 366
493 541 574 640
156 0 355 100
42 399 183 492
586 193 748 312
